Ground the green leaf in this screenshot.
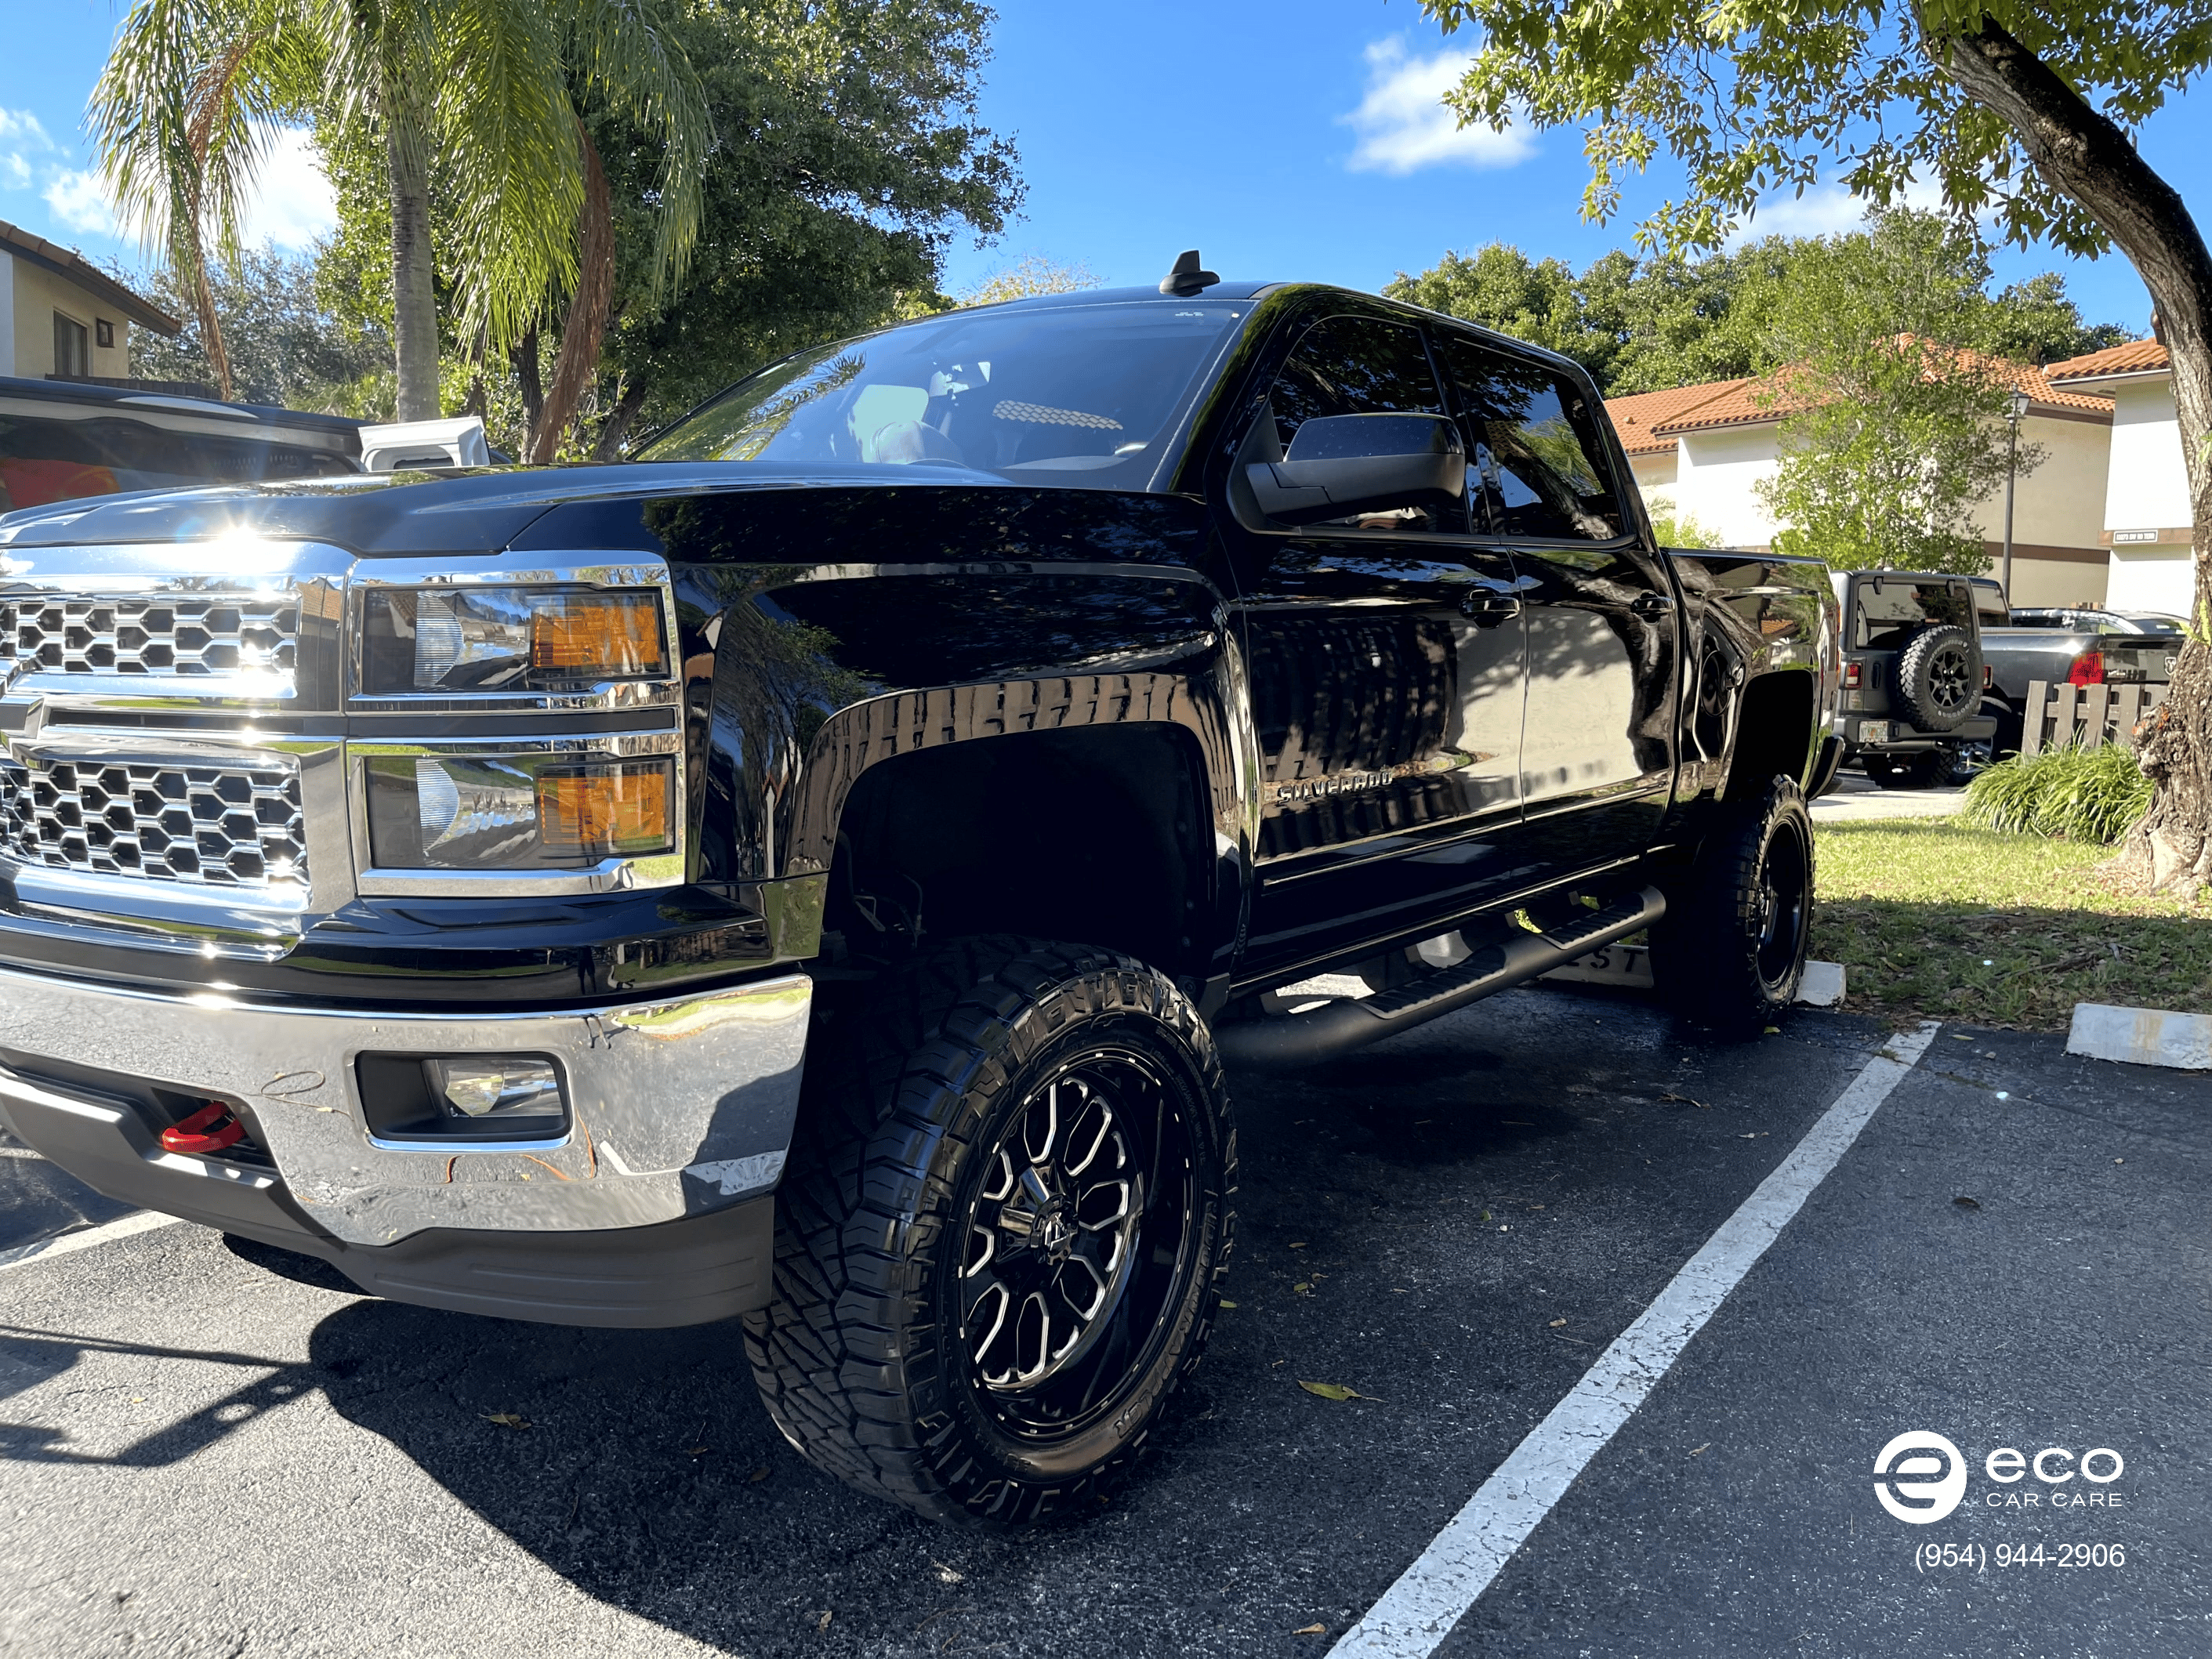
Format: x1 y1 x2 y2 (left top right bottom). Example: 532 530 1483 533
1297 1380 1379 1402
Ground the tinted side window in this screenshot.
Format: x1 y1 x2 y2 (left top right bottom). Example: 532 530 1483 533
1437 336 1623 541
1261 315 1462 534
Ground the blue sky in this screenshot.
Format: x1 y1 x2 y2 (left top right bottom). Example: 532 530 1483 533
4 0 2206 339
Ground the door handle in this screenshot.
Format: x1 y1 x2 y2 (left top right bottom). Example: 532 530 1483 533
1630 591 1677 616
1460 591 1523 627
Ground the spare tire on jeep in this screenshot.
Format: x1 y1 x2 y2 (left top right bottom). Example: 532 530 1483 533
1895 625 1979 732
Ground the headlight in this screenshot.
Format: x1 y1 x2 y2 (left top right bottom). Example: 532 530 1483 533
361 587 667 694
364 753 675 870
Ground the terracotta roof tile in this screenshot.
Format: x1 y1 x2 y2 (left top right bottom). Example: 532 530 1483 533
2044 339 2168 380
1647 340 2110 436
1603 379 1750 455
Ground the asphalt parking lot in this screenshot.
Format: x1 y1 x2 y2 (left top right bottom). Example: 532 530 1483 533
0 985 2204 1659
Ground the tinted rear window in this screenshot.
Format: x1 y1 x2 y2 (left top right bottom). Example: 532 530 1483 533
1852 578 1971 651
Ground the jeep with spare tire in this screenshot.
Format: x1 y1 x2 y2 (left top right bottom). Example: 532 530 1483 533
0 257 1837 1525
1829 569 1993 788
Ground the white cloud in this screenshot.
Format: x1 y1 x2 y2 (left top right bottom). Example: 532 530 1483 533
1343 37 1535 176
1726 179 1957 245
37 127 333 252
241 125 337 250
0 110 55 152
2 154 28 189
44 168 118 236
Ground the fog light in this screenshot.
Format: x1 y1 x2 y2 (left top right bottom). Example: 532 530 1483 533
357 1052 569 1144
428 1057 561 1121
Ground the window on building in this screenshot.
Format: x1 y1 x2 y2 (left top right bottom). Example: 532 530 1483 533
53 313 90 379
95 319 115 350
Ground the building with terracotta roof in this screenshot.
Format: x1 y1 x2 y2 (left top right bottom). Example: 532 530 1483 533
1605 350 2116 607
0 217 179 384
2043 339 2195 617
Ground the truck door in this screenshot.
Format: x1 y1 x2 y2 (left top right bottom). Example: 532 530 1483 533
1434 335 1680 878
1225 311 1530 973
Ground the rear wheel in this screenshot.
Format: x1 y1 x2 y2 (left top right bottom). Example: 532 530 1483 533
744 937 1234 1525
1867 748 1953 789
1653 777 1815 1034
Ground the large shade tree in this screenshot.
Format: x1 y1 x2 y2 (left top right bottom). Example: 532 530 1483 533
92 0 709 428
1423 0 2212 890
582 0 1021 458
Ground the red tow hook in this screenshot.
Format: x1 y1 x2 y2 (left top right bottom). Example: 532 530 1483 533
161 1101 246 1154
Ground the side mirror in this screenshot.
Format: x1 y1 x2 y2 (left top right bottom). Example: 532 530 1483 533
1246 413 1464 526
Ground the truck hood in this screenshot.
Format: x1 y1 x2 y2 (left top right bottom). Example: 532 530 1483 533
0 460 1010 557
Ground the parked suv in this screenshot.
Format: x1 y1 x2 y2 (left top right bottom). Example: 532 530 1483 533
1830 570 1995 787
0 266 1837 1525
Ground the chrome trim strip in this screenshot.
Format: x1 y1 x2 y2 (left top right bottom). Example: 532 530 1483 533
0 962 812 1245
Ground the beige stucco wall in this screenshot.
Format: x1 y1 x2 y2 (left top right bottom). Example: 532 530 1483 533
1972 412 2109 548
2089 375 2196 618
1671 425 1782 548
7 254 132 381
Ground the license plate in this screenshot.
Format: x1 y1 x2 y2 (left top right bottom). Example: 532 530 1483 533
1859 721 1891 744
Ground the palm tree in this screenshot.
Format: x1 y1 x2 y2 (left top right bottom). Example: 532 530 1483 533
92 0 709 434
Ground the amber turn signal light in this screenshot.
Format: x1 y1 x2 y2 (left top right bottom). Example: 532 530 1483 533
530 593 666 677
536 762 675 859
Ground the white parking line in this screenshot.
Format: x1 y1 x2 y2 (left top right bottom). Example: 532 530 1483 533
0 1209 187 1272
1331 1020 1942 1657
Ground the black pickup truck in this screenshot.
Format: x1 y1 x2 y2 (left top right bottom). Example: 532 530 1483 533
0 266 1836 1524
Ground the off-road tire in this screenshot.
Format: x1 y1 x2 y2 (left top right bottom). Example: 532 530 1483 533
1895 625 1980 733
743 936 1235 1526
1652 777 1815 1034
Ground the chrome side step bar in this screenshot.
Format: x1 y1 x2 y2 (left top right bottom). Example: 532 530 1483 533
1211 886 1666 1070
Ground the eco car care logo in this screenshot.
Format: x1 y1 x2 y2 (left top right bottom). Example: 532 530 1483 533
1873 1432 1969 1524
1872 1432 2127 1523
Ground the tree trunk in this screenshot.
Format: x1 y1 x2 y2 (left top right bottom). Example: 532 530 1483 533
187 255 234 402
530 122 615 465
1936 13 2212 890
593 375 652 461
512 325 544 458
384 94 441 423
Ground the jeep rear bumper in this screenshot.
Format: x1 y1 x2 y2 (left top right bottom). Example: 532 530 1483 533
0 964 810 1326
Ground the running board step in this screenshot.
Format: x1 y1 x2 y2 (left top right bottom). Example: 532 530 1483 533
1211 886 1666 1070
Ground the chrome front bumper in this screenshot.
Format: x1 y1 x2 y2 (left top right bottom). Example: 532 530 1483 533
0 965 810 1247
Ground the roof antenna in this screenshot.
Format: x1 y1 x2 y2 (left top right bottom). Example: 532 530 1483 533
1159 249 1220 297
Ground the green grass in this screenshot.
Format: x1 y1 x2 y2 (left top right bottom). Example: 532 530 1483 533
1964 745 2152 844
1811 820 2212 1031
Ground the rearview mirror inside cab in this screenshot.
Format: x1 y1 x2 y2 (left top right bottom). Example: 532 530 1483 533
1242 412 1466 527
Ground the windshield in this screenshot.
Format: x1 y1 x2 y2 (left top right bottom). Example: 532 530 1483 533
640 300 1250 485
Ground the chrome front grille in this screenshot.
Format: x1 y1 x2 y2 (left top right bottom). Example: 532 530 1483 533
0 756 307 888
0 595 298 679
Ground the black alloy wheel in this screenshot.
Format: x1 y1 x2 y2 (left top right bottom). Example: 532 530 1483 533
958 1051 1197 1441
745 937 1234 1525
1652 775 1816 1033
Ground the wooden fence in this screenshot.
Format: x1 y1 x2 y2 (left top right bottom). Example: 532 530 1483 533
2019 680 2168 755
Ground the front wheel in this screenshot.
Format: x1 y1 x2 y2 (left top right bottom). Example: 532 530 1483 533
1652 777 1815 1034
744 937 1235 1525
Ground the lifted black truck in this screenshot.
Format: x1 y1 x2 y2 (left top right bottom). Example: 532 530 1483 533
0 264 1837 1524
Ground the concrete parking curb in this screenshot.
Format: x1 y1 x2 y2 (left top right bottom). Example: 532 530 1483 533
2066 1002 2212 1070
